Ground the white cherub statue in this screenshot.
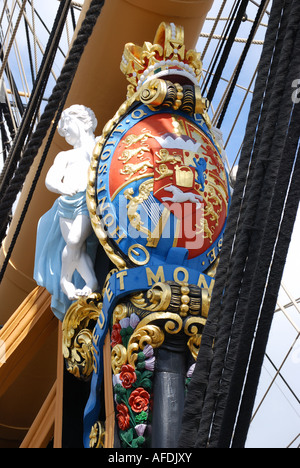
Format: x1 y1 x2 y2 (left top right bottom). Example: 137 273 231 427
34 105 99 321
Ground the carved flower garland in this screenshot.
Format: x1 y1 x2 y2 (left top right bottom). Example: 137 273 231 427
111 310 155 448
110 303 198 447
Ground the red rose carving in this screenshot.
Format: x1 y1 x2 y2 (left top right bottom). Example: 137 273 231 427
116 403 130 431
128 388 150 413
111 323 122 348
120 364 137 389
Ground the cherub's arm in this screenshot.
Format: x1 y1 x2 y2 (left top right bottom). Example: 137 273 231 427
45 151 75 196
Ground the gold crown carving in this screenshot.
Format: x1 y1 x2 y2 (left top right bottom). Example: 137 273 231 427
120 22 203 93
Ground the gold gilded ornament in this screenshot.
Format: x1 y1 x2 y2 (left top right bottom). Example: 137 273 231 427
112 303 129 325
187 334 202 361
89 421 105 448
62 293 103 381
128 324 164 368
111 344 128 375
120 22 202 96
146 282 172 311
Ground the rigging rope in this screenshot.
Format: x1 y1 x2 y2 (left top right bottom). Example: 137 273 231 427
201 0 227 61
24 8 35 84
0 0 73 213
203 0 250 104
215 0 300 448
0 0 28 81
201 0 240 96
0 0 106 282
0 37 25 117
216 0 269 128
179 0 300 448
26 0 66 59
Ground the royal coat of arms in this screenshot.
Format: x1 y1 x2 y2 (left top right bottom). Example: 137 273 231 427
86 22 231 274
95 105 230 272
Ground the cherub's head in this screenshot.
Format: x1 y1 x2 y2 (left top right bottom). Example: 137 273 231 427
58 105 97 146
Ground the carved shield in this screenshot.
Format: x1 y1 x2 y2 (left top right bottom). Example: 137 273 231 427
94 104 230 272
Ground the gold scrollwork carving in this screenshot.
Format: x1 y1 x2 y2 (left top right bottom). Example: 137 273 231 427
184 316 206 337
201 288 211 319
111 344 128 375
112 278 211 369
162 313 183 335
89 421 105 448
140 79 168 109
140 281 207 320
137 311 183 335
112 303 129 325
146 282 172 311
187 335 202 361
184 316 206 362
127 310 185 368
139 78 210 118
127 324 164 368
130 292 147 310
62 293 103 381
127 280 210 360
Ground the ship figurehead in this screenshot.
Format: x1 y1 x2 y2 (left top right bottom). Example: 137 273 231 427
80 22 232 448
